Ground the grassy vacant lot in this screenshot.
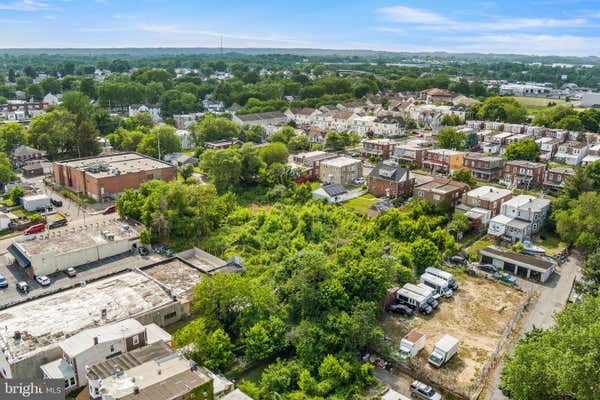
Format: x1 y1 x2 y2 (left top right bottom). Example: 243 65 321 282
342 193 379 214
381 272 527 398
465 236 496 261
514 96 567 111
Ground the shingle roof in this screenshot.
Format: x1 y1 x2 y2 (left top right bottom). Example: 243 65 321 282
323 184 347 197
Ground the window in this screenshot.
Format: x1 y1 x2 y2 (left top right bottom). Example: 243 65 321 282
64 379 70 388
165 311 177 320
110 345 115 353
132 335 139 346
418 191 424 198
70 377 75 386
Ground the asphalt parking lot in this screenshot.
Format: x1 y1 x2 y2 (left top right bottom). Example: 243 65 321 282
0 251 163 308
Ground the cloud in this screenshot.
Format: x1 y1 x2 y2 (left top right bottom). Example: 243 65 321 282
445 33 600 56
377 6 449 24
376 5 590 33
134 23 307 44
0 0 48 11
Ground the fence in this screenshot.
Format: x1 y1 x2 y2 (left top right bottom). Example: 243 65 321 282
469 287 533 399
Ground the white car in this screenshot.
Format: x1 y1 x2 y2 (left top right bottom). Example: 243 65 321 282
410 380 442 400
36 275 51 286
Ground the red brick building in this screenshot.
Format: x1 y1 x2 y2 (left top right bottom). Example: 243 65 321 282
462 153 504 181
360 139 397 160
502 160 546 188
414 177 468 208
52 152 177 202
368 161 415 198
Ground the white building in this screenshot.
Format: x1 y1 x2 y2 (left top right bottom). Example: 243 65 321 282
553 141 588 166
128 104 161 123
176 129 195 150
581 92 600 108
21 194 51 212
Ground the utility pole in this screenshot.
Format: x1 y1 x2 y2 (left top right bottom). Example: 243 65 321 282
157 129 161 160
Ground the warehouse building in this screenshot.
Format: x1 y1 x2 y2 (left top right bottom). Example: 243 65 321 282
479 246 555 283
8 219 140 278
51 152 177 201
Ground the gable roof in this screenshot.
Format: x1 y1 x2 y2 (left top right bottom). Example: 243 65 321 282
323 184 347 197
11 145 46 157
369 161 411 183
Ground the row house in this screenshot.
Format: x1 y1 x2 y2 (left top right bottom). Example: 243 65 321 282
506 133 530 144
553 140 588 165
462 153 504 181
461 186 513 217
526 126 547 137
285 107 322 125
338 101 368 114
352 116 402 137
368 160 415 198
582 143 600 166
360 139 397 160
543 129 569 141
40 319 167 392
488 195 551 241
543 167 575 192
307 127 327 145
128 104 161 123
489 131 513 145
310 110 356 132
536 137 562 161
414 177 468 208
392 144 427 167
173 113 204 129
481 141 501 154
422 149 465 174
233 111 290 135
485 121 504 131
502 160 546 188
466 120 485 130
502 123 526 134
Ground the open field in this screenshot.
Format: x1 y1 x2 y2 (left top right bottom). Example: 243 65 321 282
342 193 378 214
514 96 568 111
381 272 527 397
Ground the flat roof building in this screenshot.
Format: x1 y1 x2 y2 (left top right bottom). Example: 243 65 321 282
52 152 177 201
479 246 555 282
9 219 140 278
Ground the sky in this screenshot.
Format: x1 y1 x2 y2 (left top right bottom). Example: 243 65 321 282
0 0 599 56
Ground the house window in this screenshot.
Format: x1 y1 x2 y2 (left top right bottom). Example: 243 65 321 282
110 345 115 353
165 311 177 320
418 191 424 198
70 377 75 386
64 379 70 388
132 335 139 346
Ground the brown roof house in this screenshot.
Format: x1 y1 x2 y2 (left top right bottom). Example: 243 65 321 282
420 88 457 104
414 177 468 208
368 160 415 199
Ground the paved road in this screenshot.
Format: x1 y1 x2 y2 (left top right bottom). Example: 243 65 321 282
485 254 581 399
374 367 415 398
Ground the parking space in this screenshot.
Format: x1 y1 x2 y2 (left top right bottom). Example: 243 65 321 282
0 251 163 307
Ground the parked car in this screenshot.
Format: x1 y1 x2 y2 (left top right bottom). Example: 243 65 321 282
35 275 51 286
386 304 414 317
102 205 116 214
16 281 29 293
410 380 442 400
0 274 8 288
478 263 498 273
50 198 63 207
48 218 68 229
65 267 77 277
352 177 366 185
449 255 466 265
493 272 517 285
24 223 45 235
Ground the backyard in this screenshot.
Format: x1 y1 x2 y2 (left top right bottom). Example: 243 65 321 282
342 193 379 214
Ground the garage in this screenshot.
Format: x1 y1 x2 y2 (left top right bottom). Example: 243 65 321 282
478 246 555 283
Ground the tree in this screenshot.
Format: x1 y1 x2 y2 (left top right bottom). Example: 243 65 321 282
440 114 462 126
173 319 235 371
452 168 476 187
190 114 239 146
0 123 27 152
582 249 600 293
9 185 24 204
259 142 288 166
500 293 600 400
239 143 265 184
0 153 16 185
179 164 195 180
436 128 466 150
411 238 439 274
288 134 309 152
159 89 198 117
136 125 181 158
447 213 470 237
200 147 242 193
554 191 600 253
79 78 97 99
475 96 528 123
504 139 540 161
28 109 78 158
556 115 584 132
242 316 288 362
270 126 296 145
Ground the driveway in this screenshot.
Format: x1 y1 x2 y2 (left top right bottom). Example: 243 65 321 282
374 367 415 398
485 254 581 399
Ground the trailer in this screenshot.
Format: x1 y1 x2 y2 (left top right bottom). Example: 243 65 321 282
426 266 459 290
396 287 433 314
21 194 51 212
404 283 439 309
420 272 453 298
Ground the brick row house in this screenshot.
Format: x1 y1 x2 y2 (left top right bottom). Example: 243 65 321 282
462 153 504 182
367 160 415 198
502 160 546 189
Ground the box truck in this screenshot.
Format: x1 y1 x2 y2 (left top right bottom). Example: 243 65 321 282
420 273 453 298
404 283 439 309
425 267 459 290
428 335 460 367
399 330 426 359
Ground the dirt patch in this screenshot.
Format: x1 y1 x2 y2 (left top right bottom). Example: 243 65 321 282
381 273 527 397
